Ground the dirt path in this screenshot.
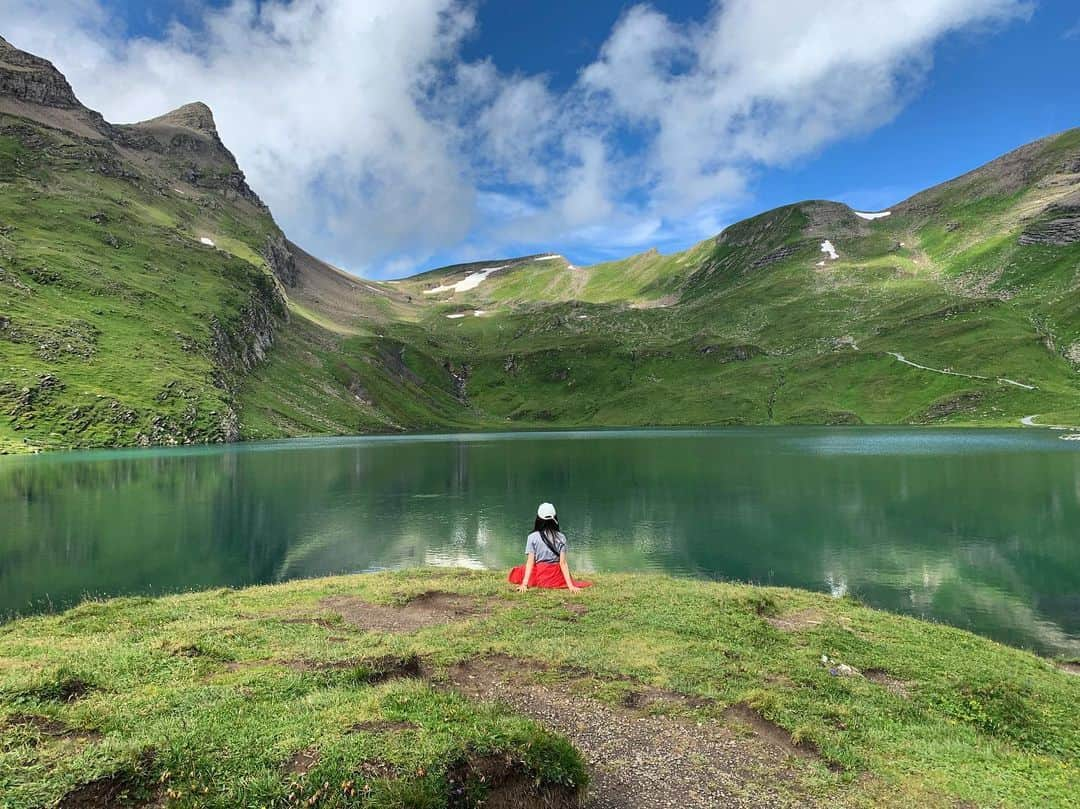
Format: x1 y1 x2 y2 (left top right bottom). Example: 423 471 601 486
1020 414 1080 432
886 352 1036 390
444 655 822 809
302 592 831 807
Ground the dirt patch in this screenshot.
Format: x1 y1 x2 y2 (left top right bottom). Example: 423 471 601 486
276 616 345 631
444 655 823 808
565 603 589 619
722 704 824 764
318 591 488 632
220 659 270 673
285 748 320 777
449 654 711 714
765 609 826 632
57 752 157 808
20 674 95 703
3 713 103 743
619 686 711 712
863 669 911 698
167 642 233 662
1057 662 1080 676
285 653 424 682
448 753 580 809
354 653 423 683
58 778 157 809
447 653 548 696
348 719 418 734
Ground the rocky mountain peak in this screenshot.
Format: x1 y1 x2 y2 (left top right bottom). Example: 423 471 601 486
141 101 220 136
0 35 83 108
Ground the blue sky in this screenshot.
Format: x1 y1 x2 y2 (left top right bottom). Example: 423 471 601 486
4 1 1079 277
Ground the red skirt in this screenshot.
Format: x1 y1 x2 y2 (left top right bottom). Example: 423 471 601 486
508 562 592 589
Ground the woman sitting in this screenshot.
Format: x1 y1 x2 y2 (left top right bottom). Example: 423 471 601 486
508 502 591 592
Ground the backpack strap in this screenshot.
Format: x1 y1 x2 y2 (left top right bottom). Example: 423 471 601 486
538 531 562 559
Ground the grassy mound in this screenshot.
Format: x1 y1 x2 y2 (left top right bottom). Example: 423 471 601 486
0 570 1076 807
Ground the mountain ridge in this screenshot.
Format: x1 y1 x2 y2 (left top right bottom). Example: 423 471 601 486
2 34 1079 453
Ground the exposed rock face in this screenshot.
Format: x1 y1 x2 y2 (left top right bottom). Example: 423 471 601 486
1018 216 1080 245
117 103 268 208
1019 196 1080 246
749 245 800 270
0 35 81 108
202 276 286 443
697 343 762 362
261 232 298 287
210 275 287 382
0 37 296 450
801 200 871 238
154 101 218 134
715 205 802 249
443 360 471 402
899 131 1080 217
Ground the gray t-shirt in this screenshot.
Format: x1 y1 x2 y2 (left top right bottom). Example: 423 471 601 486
526 530 566 563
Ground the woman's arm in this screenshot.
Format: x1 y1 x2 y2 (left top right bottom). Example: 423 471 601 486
559 551 582 593
517 552 536 592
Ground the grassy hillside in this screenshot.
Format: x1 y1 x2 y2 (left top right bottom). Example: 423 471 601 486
0 36 295 454
1 570 1077 807
245 129 1080 439
2 34 1079 451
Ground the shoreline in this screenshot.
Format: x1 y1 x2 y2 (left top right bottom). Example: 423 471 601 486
2 569 1077 808
3 419 1072 459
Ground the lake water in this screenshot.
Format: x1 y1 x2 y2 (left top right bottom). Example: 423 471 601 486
1 428 1078 657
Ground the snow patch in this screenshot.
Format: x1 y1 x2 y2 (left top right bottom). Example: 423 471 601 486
473 310 487 317
820 240 838 260
424 265 508 295
199 237 215 247
534 254 562 262
854 210 891 221
446 313 466 319
816 260 826 267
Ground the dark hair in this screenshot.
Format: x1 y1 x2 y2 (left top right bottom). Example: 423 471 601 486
533 515 560 541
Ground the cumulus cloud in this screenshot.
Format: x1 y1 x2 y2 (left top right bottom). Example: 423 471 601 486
1 0 1031 275
2 0 478 272
579 0 1031 214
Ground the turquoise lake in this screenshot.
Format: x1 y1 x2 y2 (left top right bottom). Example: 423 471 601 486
1 428 1078 657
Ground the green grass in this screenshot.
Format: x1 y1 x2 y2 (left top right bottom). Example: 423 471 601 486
0 115 284 453
5 108 1080 451
1 570 1076 807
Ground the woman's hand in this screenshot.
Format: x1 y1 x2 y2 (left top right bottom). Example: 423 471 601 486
516 583 528 593
567 584 582 594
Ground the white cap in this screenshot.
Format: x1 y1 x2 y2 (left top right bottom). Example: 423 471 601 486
537 502 557 520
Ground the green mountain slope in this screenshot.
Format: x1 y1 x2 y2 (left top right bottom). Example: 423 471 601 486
312 131 1079 432
2 36 1079 452
0 36 297 453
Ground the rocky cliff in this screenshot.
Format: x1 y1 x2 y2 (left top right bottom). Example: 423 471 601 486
0 34 81 107
0 35 299 451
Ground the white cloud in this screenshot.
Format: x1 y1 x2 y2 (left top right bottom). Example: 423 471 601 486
1 0 1032 276
580 0 1031 214
2 0 478 273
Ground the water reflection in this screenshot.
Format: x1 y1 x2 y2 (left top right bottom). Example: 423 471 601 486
0 428 1078 657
